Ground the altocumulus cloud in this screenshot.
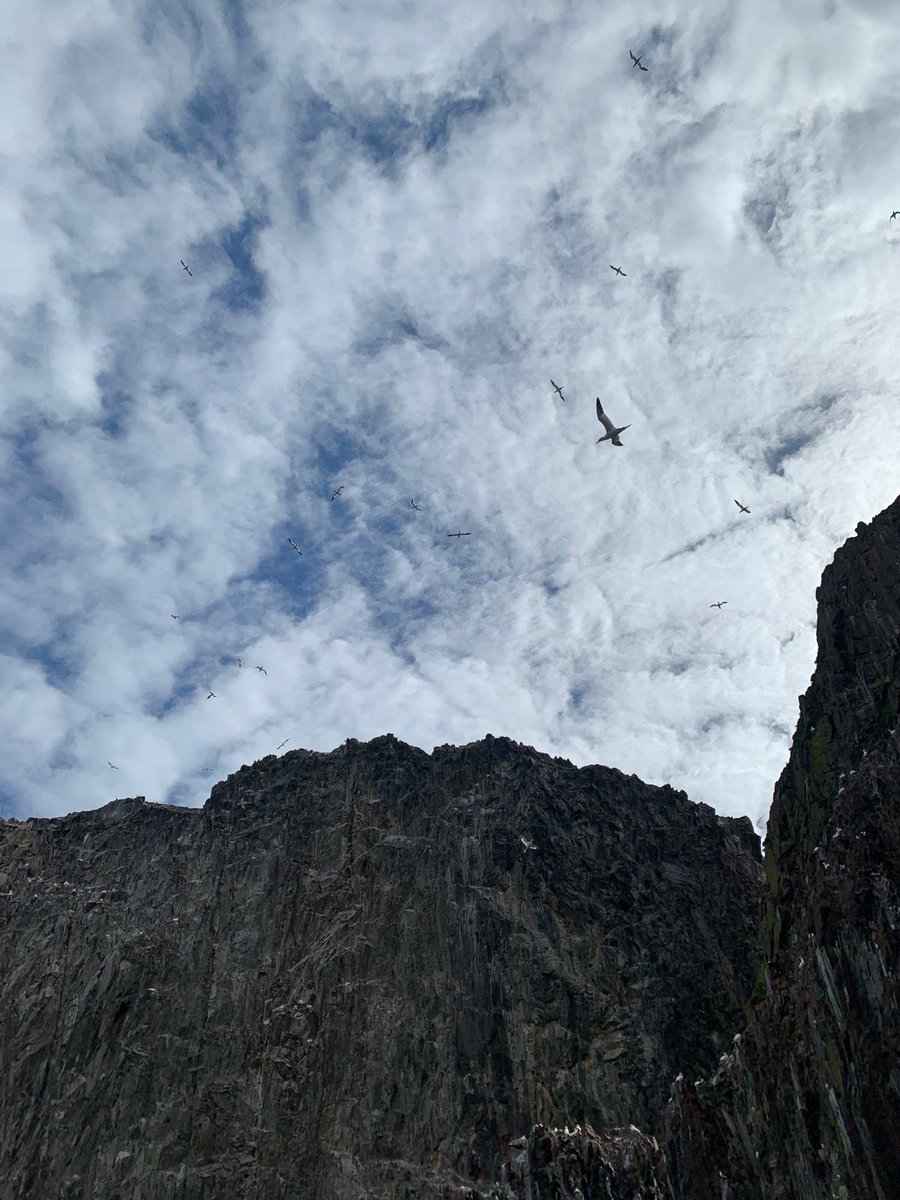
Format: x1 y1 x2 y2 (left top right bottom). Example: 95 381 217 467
1 0 898 827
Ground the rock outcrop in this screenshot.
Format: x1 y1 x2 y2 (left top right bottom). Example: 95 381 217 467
0 738 760 1199
665 497 900 1199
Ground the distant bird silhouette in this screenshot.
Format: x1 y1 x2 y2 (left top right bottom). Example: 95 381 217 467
629 50 648 71
256 666 267 675
207 692 216 700
520 835 536 851
276 738 290 750
734 499 751 514
447 531 471 538
892 211 899 221
410 499 422 511
108 761 119 770
710 601 727 610
610 265 627 276
180 260 192 276
331 486 344 501
237 658 243 668
551 379 566 401
288 538 303 555
200 767 213 774
596 398 631 446
171 614 179 620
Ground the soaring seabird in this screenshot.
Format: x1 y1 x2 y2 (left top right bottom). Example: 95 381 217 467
180 260 192 276
200 767 214 774
596 398 631 446
331 486 344 501
207 692 216 699
171 614 179 620
276 738 290 750
892 211 899 221
257 665 267 675
108 761 119 769
551 379 566 400
447 531 471 538
734 499 751 514
610 264 627 276
288 538 303 554
410 499 422 511
629 50 648 71
520 835 536 851
710 601 727 609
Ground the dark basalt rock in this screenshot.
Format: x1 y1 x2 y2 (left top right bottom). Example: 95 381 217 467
0 736 760 1199
664 496 900 1199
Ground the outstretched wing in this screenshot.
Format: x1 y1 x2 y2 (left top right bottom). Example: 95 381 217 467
596 398 616 436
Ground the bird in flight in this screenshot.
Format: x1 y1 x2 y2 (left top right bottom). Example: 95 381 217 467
207 692 216 700
520 835 536 851
596 398 631 446
710 601 728 610
410 499 422 511
629 50 648 71
610 265 627 277
276 738 290 750
180 260 192 276
257 665 267 675
171 614 179 621
551 379 566 401
108 761 119 770
447 531 471 538
237 658 243 668
331 486 344 501
734 499 751 514
200 767 214 774
288 538 303 555
892 211 899 221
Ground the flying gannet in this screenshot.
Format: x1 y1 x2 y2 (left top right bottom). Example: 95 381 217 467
629 50 648 71
892 211 899 221
610 265 627 277
410 499 422 510
734 499 751 514
447 531 471 538
108 761 119 769
180 260 192 276
288 538 303 554
276 738 290 750
596 398 631 446
207 692 216 699
551 379 566 400
331 486 344 501
171 614 179 620
520 835 536 851
257 665 267 675
710 601 727 609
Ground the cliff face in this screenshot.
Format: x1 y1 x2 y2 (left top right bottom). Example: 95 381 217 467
0 738 761 1199
665 497 900 1199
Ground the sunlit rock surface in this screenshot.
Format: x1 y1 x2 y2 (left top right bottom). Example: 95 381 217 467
664 496 900 1199
0 736 759 1199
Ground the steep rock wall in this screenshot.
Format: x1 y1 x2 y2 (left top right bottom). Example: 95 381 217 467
0 737 760 1200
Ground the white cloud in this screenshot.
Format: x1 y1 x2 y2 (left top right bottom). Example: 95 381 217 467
1 0 898 826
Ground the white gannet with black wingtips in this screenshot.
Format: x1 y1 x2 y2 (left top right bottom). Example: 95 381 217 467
550 379 566 401
596 398 631 446
288 538 303 555
520 835 536 851
180 260 192 276
734 499 751 514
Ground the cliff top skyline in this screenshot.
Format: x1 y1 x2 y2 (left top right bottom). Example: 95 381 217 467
2 0 899 824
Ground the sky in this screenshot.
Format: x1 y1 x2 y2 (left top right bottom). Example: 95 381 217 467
1 0 898 828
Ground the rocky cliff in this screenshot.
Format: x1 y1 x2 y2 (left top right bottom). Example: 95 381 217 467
664 497 900 1199
0 738 760 1199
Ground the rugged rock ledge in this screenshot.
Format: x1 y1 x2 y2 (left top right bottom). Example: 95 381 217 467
664 496 900 1199
0 737 760 1199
